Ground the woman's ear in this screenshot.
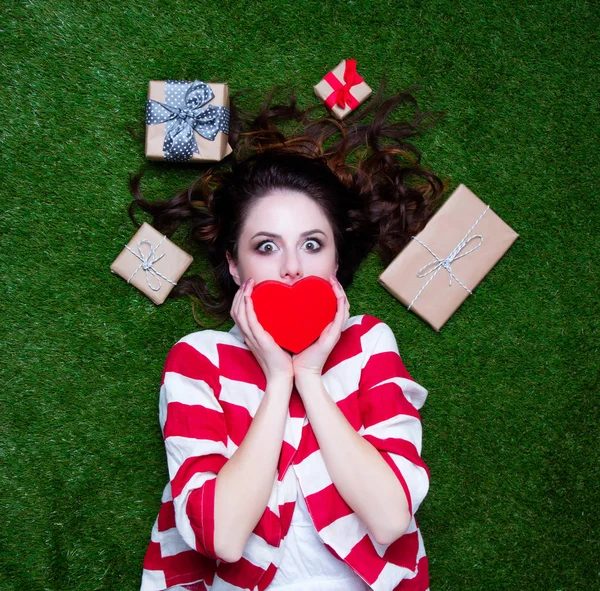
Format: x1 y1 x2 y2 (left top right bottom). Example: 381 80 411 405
226 251 241 287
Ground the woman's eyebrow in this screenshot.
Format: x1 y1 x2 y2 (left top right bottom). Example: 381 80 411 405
251 229 327 240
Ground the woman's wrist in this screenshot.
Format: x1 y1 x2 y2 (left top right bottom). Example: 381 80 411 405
265 373 294 395
294 370 323 392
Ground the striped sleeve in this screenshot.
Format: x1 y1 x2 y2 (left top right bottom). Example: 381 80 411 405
159 339 230 561
357 321 430 519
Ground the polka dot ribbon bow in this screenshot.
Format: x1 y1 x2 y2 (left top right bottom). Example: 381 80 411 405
146 80 230 162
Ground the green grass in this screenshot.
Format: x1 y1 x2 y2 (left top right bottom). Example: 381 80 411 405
1 1 598 589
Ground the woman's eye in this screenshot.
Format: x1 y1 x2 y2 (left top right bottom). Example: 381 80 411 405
304 239 322 251
256 240 277 253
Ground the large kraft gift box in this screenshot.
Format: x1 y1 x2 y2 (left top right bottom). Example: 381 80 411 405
110 222 193 305
378 184 519 331
145 79 233 162
314 59 372 120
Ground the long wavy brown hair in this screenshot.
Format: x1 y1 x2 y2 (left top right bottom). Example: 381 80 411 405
128 82 447 328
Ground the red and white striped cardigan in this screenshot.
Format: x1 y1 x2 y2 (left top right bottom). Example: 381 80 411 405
140 314 431 591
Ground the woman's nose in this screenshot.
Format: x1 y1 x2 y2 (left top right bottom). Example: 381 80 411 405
280 253 303 283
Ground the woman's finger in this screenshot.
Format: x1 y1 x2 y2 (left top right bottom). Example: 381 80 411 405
330 275 350 307
332 277 350 324
230 281 243 323
330 275 340 294
233 281 248 323
244 280 266 349
320 295 345 347
242 281 260 335
245 282 277 349
238 283 252 334
244 291 266 345
332 295 347 333
236 281 246 305
233 280 256 349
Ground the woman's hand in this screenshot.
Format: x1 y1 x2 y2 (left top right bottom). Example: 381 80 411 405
230 278 294 383
292 275 350 380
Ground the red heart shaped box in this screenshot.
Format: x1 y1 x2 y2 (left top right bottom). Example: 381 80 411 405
250 276 338 354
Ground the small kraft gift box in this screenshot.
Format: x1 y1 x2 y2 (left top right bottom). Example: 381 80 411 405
378 184 520 331
314 59 372 120
145 79 233 162
110 222 193 305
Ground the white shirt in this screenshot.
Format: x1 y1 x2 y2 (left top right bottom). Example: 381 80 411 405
268 473 371 591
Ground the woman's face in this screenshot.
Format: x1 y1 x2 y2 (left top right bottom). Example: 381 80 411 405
226 189 338 288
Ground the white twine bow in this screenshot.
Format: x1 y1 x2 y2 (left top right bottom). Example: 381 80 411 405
125 235 178 292
407 205 490 310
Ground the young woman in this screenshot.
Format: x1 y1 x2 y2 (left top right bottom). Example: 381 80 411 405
132 86 445 591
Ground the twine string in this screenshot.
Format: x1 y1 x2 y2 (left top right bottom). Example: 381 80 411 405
407 205 490 311
125 235 178 292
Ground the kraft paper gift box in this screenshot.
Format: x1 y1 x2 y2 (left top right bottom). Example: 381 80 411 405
110 222 193 305
145 79 233 162
314 59 372 120
378 184 520 331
